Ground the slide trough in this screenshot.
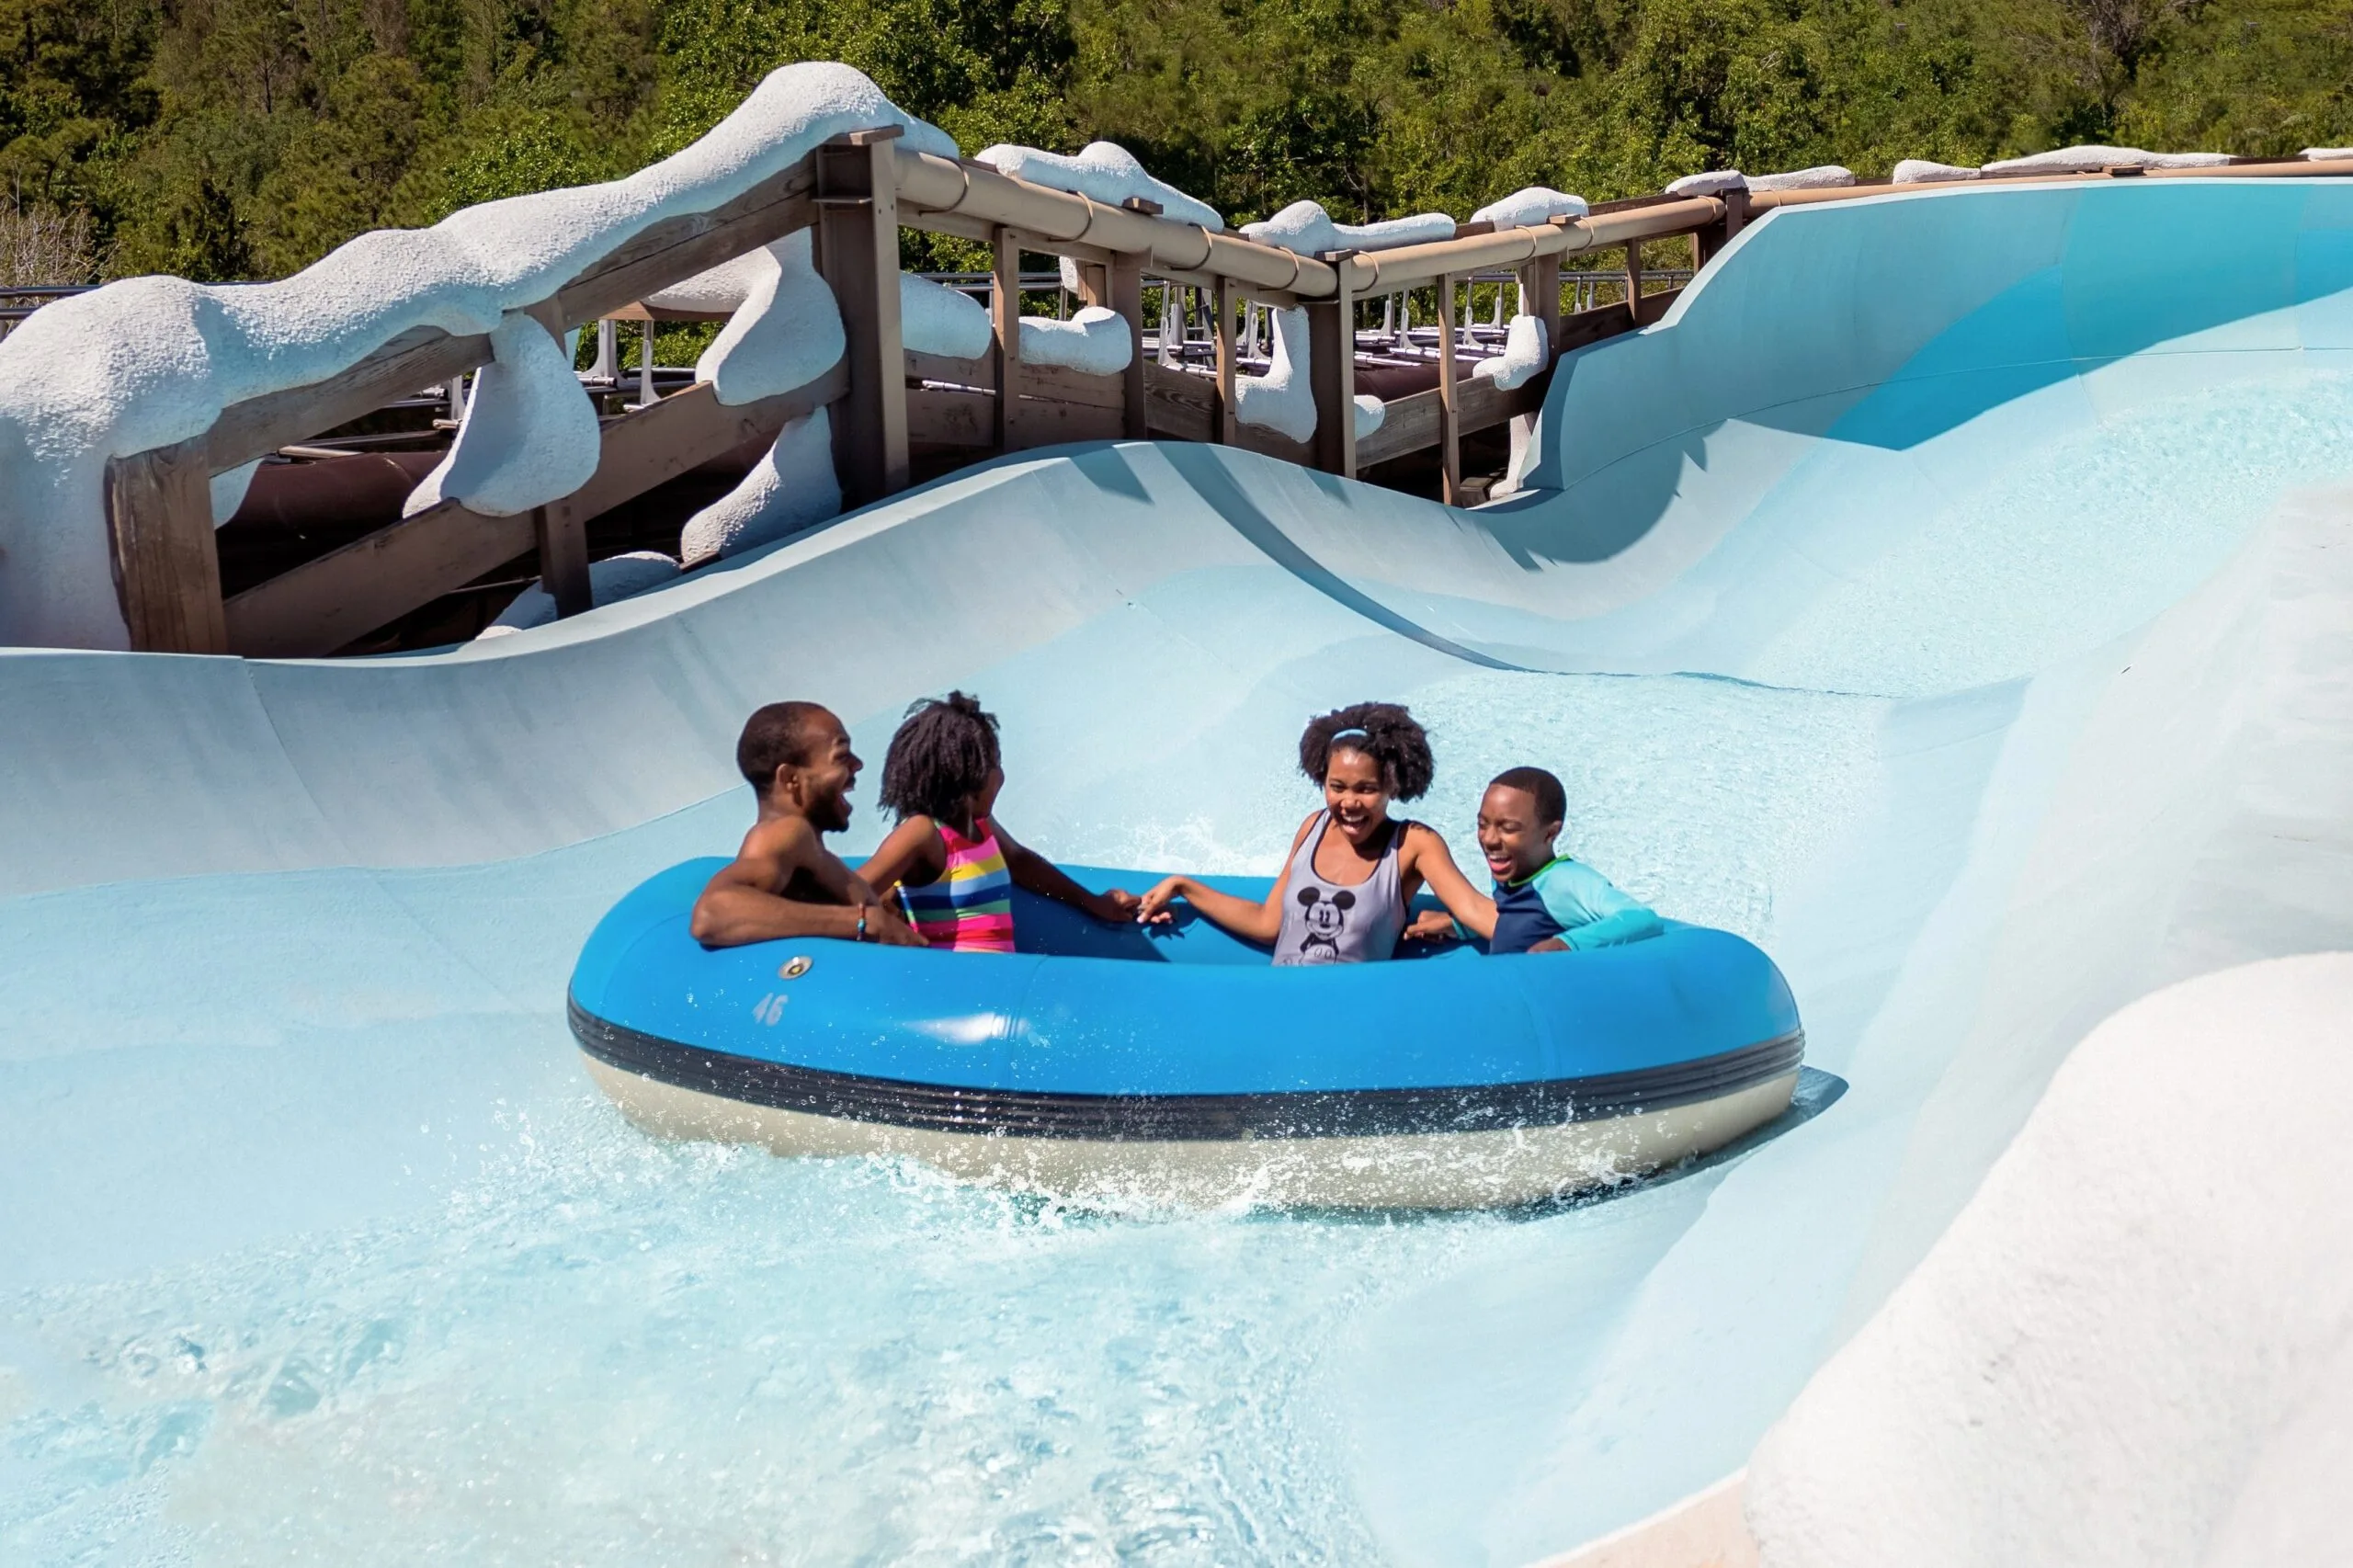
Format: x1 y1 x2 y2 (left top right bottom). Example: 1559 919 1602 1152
5 176 2352 1562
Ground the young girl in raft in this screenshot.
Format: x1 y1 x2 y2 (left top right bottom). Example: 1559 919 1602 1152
859 691 1139 950
1135 702 1493 964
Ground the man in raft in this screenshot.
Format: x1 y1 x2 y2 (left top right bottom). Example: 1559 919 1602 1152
690 702 926 949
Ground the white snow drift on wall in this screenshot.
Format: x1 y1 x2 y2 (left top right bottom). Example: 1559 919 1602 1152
679 408 841 567
1471 187 1589 230
1745 953 2353 1568
972 142 1224 232
0 61 953 650
1230 201 1442 441
1018 307 1133 375
403 312 603 518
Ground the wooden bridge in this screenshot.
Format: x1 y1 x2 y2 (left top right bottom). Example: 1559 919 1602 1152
99 140 2353 658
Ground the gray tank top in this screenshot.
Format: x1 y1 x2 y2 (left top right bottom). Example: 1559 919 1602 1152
1273 811 1409 966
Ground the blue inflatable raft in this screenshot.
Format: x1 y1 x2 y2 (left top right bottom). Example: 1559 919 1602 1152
568 858 1804 1209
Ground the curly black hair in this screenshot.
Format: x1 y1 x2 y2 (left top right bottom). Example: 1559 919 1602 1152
1298 701 1436 801
879 691 1003 824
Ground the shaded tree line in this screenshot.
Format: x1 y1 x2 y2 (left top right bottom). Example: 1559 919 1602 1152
2 0 2347 282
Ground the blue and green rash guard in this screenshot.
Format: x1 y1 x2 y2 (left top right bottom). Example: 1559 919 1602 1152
1489 857 1663 956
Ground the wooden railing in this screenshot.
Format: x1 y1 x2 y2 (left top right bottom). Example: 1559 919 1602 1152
103 130 1736 657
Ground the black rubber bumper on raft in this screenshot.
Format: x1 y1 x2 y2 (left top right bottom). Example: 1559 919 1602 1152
569 995 1805 1142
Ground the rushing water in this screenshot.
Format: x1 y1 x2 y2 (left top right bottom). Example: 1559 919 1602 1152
0 665 1882 1566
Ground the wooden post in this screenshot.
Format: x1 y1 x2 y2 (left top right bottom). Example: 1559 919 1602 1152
105 437 227 654
1521 251 1563 347
1307 252 1357 478
814 127 909 506
1436 272 1462 505
991 225 1022 452
1073 261 1109 309
533 504 591 618
1696 187 1749 267
1213 276 1239 445
1108 252 1147 439
635 321 655 409
1624 240 1645 324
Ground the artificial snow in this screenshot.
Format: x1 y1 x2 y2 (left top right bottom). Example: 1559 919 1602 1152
1243 201 1455 257
643 248 775 315
902 273 992 360
1472 187 1589 230
1666 171 1747 197
402 312 601 518
1475 314 1549 391
475 550 683 637
1227 306 1392 445
1747 165 1856 191
693 230 846 407
1983 145 2233 174
1745 953 2353 1568
1233 307 1315 443
0 60 953 649
2301 147 2353 161
678 409 841 566
972 142 1224 232
1893 160 1981 183
1017 307 1133 375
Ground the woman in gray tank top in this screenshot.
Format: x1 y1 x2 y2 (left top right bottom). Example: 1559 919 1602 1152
1136 703 1490 964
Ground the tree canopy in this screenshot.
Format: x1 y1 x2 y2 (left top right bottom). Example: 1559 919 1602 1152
3 0 2347 281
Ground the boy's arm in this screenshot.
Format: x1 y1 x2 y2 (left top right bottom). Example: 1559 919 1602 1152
1538 861 1662 950
995 820 1138 923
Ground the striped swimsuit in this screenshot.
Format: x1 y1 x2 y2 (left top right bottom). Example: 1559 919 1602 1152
898 817 1017 952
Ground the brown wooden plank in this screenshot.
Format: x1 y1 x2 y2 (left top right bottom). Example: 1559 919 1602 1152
1437 271 1461 504
1356 371 1547 470
1625 241 1644 326
206 158 819 475
226 366 845 656
1551 287 1683 355
815 132 910 506
1306 289 1356 478
905 347 1125 411
1108 252 1147 438
533 504 591 618
1214 274 1238 444
909 384 993 448
1142 361 1217 442
106 437 227 653
990 224 1020 450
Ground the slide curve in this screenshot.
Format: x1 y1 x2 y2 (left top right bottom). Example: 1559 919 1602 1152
5 177 2351 1564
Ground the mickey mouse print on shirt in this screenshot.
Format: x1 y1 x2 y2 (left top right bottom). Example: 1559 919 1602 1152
1293 885 1356 963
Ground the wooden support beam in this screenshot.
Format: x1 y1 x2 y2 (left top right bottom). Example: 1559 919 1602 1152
815 129 910 507
1624 240 1644 324
105 437 227 654
911 386 1124 449
990 225 1021 451
1072 261 1109 309
1695 187 1748 266
533 504 591 619
224 365 846 656
1436 271 1462 505
1214 274 1239 445
1305 257 1357 478
1520 252 1563 347
1354 369 1549 470
1108 251 1147 438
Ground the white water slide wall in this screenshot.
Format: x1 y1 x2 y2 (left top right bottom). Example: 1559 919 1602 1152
3 178 2350 1562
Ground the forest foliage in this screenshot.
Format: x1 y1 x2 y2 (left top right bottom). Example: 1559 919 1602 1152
3 0 2348 282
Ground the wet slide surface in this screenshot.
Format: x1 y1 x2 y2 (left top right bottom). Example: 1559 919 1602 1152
5 179 2351 1564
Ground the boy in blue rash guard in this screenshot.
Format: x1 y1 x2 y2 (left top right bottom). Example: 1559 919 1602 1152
1453 766 1662 954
